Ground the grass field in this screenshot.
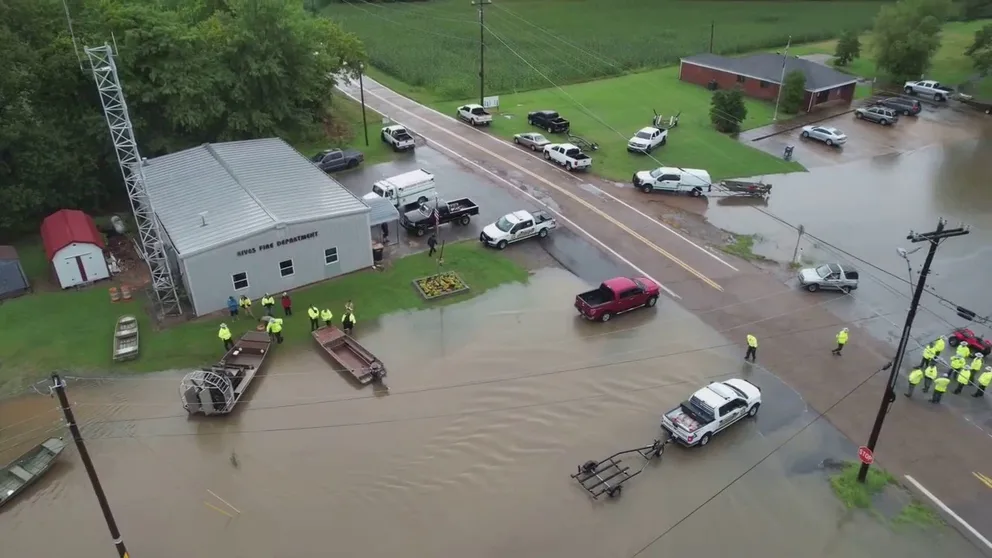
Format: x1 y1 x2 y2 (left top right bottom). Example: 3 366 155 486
292 94 395 164
0 241 527 394
324 0 886 101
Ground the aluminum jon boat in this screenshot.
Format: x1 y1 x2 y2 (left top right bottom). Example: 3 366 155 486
113 315 140 362
0 437 67 508
312 326 386 385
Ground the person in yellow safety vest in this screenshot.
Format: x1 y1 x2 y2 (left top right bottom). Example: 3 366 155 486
320 308 333 328
931 375 951 403
266 317 284 344
905 367 924 398
971 355 984 376
919 343 936 369
974 367 992 398
342 311 357 335
953 363 973 395
956 341 971 360
745 334 758 362
218 323 233 351
933 336 946 358
922 363 939 393
239 295 254 318
261 293 275 316
832 328 849 356
950 354 965 376
307 305 320 332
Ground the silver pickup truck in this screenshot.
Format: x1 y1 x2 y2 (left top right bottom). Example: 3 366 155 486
798 263 859 293
903 80 953 101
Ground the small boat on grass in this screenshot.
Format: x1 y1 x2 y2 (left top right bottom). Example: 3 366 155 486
0 437 66 508
312 326 386 385
113 315 140 362
179 331 271 416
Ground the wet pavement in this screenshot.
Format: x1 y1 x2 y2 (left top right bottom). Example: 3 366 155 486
1 270 983 557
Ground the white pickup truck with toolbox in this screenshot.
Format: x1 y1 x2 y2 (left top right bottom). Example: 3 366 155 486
457 104 493 126
632 166 711 197
903 80 953 101
543 143 592 171
480 210 557 250
380 125 416 151
661 379 761 447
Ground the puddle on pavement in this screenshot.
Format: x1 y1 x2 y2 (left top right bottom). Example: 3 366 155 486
0 268 982 557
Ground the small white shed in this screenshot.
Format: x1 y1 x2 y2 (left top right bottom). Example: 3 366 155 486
40 209 110 289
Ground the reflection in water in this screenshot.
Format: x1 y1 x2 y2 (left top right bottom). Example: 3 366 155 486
0 269 983 557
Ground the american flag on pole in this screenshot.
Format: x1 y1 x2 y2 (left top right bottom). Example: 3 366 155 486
432 207 440 228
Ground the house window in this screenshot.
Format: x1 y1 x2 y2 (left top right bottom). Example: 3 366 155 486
324 247 339 265
736 75 746 84
232 272 249 291
759 80 770 88
279 259 294 278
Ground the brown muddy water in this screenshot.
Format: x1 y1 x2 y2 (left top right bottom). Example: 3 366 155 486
0 269 983 557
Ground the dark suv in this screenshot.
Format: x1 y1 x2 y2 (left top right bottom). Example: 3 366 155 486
875 97 922 116
854 106 898 126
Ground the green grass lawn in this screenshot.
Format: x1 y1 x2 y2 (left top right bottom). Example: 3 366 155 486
0 241 527 393
434 67 803 181
291 94 394 165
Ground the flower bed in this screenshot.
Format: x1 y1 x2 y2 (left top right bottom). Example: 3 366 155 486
413 272 470 300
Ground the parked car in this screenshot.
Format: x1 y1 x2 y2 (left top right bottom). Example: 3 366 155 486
513 132 551 151
948 328 992 358
399 197 480 237
904 80 953 101
380 125 416 151
543 143 591 171
800 125 847 147
480 210 557 250
875 97 922 116
661 379 762 447
797 263 859 293
854 106 898 126
632 166 712 196
528 110 570 133
457 104 492 126
574 276 660 322
310 148 363 173
626 127 668 153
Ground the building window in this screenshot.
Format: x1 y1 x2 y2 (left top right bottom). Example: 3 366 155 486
232 272 249 291
279 259 294 278
736 75 746 84
759 80 769 88
324 247 339 265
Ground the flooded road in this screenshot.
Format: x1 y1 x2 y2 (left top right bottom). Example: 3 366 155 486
1 269 982 557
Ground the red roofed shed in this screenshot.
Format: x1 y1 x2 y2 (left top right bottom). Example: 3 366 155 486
40 209 110 289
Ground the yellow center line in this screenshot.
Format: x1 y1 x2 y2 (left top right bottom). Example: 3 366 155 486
974 472 992 489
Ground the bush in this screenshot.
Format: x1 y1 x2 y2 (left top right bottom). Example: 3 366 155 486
835 29 862 66
780 70 807 114
710 88 747 133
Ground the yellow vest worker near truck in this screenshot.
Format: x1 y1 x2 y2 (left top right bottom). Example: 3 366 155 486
745 335 758 362
931 375 951 404
905 367 924 398
919 343 936 369
922 363 939 393
975 368 992 398
953 364 973 395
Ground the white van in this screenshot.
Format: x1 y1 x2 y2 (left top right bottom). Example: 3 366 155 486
632 166 712 197
364 169 437 210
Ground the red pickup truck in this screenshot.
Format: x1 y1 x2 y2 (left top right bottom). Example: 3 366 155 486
574 277 661 322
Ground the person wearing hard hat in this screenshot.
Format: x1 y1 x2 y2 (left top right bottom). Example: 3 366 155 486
261 293 276 316
745 334 758 362
949 354 966 382
832 328 849 356
931 374 951 404
281 292 292 316
974 367 992 398
266 317 284 344
307 305 320 332
905 367 924 398
953 362 973 395
218 323 234 351
919 343 936 369
320 308 333 328
922 362 939 393
956 341 971 360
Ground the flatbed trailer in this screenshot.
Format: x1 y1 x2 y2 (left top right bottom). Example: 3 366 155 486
706 180 772 199
570 438 668 499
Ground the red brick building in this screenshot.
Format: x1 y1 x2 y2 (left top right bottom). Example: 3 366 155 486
679 53 857 113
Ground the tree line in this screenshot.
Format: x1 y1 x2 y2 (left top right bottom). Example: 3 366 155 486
0 0 366 239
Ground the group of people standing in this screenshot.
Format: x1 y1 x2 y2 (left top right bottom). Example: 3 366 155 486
219 293 359 350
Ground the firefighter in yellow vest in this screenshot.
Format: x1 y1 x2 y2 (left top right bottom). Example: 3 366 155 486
307 305 320 332
342 311 357 335
922 363 938 393
905 367 924 398
933 336 946 359
974 367 992 398
919 343 936 368
320 308 333 328
832 328 849 356
238 295 254 318
266 317 284 344
218 323 233 351
261 293 276 316
956 341 971 359
931 375 951 404
949 354 965 383
953 362 972 395
745 334 758 362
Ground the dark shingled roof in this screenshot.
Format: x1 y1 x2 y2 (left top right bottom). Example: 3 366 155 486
680 53 858 91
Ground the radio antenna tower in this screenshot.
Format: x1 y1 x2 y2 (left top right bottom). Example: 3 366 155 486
85 44 182 317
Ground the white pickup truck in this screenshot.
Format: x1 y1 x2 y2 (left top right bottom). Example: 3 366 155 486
627 126 668 153
543 143 592 171
380 125 416 151
661 379 761 447
457 104 493 126
903 80 953 101
480 210 557 250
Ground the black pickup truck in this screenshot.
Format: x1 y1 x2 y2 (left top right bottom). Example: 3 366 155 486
400 198 480 237
528 110 570 134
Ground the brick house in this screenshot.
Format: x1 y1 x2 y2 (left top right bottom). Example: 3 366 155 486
679 53 858 113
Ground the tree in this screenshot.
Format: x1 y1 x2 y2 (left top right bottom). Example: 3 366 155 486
834 29 862 66
965 23 992 76
872 0 953 82
780 70 807 114
957 0 992 20
710 88 747 134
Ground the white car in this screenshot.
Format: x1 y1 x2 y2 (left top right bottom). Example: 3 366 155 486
627 127 667 153
480 210 557 250
457 104 493 126
661 379 762 447
800 125 847 147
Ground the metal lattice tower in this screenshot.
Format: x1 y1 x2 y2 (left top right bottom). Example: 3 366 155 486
85 44 182 317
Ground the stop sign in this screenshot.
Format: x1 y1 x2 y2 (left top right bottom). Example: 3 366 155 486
858 446 874 465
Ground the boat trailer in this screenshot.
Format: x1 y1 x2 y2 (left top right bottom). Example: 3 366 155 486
570 438 669 499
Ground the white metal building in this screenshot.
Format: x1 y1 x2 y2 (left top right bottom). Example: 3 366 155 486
141 138 373 316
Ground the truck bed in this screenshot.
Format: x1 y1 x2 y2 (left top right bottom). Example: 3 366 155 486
445 198 478 214
577 288 611 307
665 404 710 433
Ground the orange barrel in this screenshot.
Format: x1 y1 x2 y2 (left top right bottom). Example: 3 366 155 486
109 287 120 302
120 285 132 300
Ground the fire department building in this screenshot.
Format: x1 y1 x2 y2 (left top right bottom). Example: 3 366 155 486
679 53 858 113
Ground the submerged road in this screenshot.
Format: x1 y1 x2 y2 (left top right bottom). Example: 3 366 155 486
337 76 992 546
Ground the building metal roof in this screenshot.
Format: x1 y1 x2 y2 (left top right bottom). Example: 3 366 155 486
680 53 858 92
39 209 105 261
364 195 400 227
142 138 369 257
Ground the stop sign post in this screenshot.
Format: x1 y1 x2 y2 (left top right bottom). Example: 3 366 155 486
858 446 874 465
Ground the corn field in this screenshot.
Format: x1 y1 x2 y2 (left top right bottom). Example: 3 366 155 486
324 0 887 100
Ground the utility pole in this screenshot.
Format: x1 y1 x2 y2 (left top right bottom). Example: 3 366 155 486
51 374 130 558
772 36 792 121
358 63 369 147
472 0 492 106
709 21 715 53
857 219 969 483
792 224 805 265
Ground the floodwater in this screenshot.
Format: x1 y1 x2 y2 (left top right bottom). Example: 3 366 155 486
0 268 982 557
